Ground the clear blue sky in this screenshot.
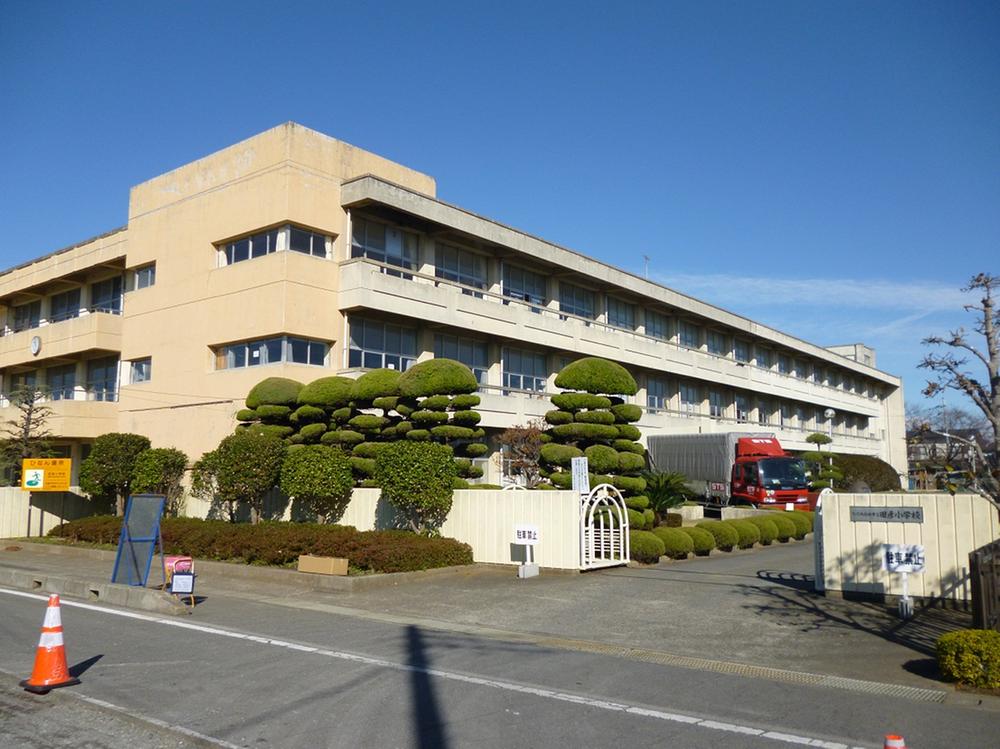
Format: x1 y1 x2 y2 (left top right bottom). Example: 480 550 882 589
1 1 997 414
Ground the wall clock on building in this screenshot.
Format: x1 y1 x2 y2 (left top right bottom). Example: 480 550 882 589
30 336 41 356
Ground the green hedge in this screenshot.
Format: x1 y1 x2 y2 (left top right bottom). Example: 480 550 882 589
297 376 355 408
833 454 902 492
627 508 648 530
554 358 638 395
651 527 694 560
776 510 812 538
398 358 478 397
677 526 716 555
550 393 612 411
727 520 761 549
246 377 303 409
696 520 738 552
374 441 456 533
767 513 797 542
321 430 365 446
629 530 665 563
746 516 779 545
936 630 1000 689
49 517 473 574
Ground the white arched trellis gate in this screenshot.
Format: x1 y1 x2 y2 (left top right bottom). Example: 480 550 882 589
580 483 630 570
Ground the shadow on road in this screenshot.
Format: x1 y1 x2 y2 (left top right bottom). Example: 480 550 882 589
407 625 449 749
69 654 103 678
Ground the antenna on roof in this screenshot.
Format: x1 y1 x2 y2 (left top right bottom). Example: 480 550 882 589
643 255 650 279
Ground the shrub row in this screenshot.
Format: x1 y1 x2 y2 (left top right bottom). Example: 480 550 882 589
49 516 473 574
936 629 1000 689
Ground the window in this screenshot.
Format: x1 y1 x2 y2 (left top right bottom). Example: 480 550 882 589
436 244 485 294
134 264 156 289
90 276 122 314
647 376 669 411
348 319 416 371
679 322 699 349
734 340 750 363
289 227 326 257
86 356 119 402
435 334 488 383
777 354 791 375
794 360 807 379
680 383 700 415
646 311 669 340
13 301 41 332
218 336 329 370
50 289 81 322
225 229 278 264
502 347 547 393
502 264 547 309
47 364 76 401
758 399 772 426
796 405 809 429
351 218 416 276
735 394 750 424
709 390 725 419
755 348 772 369
130 358 152 384
780 403 793 428
559 283 595 320
707 331 726 356
606 297 635 330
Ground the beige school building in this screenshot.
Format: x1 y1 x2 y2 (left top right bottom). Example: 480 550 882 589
0 123 906 485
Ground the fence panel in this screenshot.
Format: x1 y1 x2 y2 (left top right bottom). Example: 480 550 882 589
0 487 96 539
970 540 1000 631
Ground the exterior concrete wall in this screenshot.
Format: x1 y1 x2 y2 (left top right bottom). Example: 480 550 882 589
0 487 95 540
818 492 1000 602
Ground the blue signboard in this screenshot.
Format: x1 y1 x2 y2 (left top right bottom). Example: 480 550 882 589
111 495 166 587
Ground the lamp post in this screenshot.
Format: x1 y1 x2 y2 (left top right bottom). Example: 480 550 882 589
824 408 836 489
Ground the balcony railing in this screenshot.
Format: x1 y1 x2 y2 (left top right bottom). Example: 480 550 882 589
0 388 119 409
1 306 122 338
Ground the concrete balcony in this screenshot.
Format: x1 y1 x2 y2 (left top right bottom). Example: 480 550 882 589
0 397 118 440
0 311 122 369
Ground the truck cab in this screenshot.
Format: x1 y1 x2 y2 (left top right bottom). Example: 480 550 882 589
730 437 811 507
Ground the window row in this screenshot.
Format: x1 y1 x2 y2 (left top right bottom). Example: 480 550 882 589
215 336 328 370
2 356 122 402
5 275 129 334
221 225 329 266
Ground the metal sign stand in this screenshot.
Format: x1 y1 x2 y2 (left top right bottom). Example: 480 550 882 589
898 571 913 620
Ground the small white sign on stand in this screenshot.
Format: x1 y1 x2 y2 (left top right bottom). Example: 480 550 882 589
571 457 590 495
514 524 540 578
881 543 925 619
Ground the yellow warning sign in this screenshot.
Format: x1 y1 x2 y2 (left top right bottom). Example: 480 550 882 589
21 458 72 492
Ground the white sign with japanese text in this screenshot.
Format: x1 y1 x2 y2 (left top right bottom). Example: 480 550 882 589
571 457 590 495
850 506 924 524
513 524 540 546
881 544 925 573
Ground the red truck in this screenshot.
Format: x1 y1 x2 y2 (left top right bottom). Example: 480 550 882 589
646 432 819 508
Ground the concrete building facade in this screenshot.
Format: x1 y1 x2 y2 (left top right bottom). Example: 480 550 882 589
0 123 907 484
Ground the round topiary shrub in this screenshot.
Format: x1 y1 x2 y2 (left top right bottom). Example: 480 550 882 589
398 358 478 397
291 405 326 424
549 472 574 489
246 377 304 409
617 452 645 474
540 443 584 467
610 403 643 423
450 410 481 426
350 457 377 477
727 520 761 549
626 507 648 529
652 527 694 560
353 368 402 402
629 530 665 563
767 513 797 542
642 508 655 529
574 410 616 425
411 410 450 425
613 439 646 455
779 510 812 538
297 376 354 409
420 395 451 411
244 424 294 439
545 409 574 426
372 396 399 411
746 516 779 545
450 394 481 410
936 630 1000 689
625 496 650 511
375 441 458 533
352 442 389 458
833 454 902 492
430 425 475 440
321 430 365 446
616 424 642 441
256 404 291 422
405 429 431 441
584 444 620 474
298 423 327 443
463 443 489 458
349 414 387 431
612 475 647 494
677 526 716 556
236 408 257 422
550 423 620 442
554 358 638 395
696 520 739 552
330 406 353 424
551 392 613 411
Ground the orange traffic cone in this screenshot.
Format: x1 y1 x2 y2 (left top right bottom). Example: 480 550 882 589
20 594 80 694
884 735 907 749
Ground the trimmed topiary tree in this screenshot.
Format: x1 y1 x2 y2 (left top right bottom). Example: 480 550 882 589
555 357 638 396
677 526 716 556
79 432 152 516
246 377 304 409
746 515 779 545
651 527 694 560
629 529 665 563
374 441 457 534
213 429 286 524
767 512 797 542
280 445 354 523
130 447 189 517
727 519 761 549
696 520 739 552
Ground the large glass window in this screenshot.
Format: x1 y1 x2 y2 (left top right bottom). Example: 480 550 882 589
436 244 485 294
758 399 772 426
50 289 81 322
86 356 119 402
645 311 669 340
435 333 488 383
735 394 750 423
734 340 750 363
680 383 700 414
606 297 636 330
90 276 122 314
679 321 700 349
130 358 152 384
707 330 727 356
559 283 595 320
226 229 278 264
351 218 417 276
755 347 772 369
502 347 547 393
47 364 76 401
218 336 329 370
13 301 41 332
777 354 791 375
780 403 793 428
348 319 417 371
709 390 726 419
647 376 669 411
289 227 326 257
134 264 156 289
502 264 546 309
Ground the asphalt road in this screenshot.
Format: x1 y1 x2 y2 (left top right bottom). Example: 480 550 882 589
1 586 996 749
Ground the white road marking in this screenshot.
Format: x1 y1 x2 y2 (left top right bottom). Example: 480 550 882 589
1 587 869 749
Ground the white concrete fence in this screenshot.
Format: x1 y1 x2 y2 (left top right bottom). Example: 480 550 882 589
817 492 1000 602
0 487 94 540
